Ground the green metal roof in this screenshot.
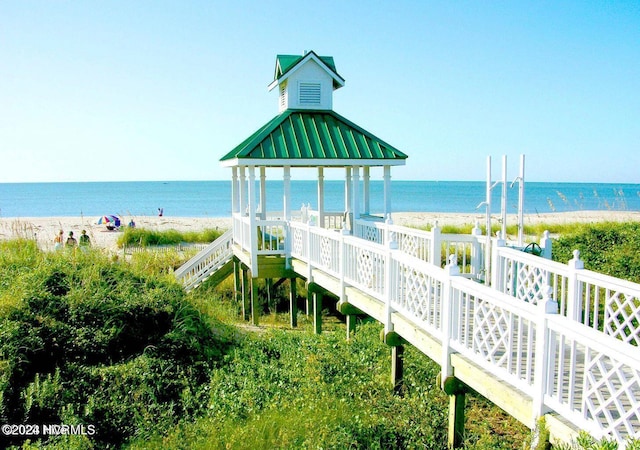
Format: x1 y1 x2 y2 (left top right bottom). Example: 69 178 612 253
273 51 344 89
220 110 407 166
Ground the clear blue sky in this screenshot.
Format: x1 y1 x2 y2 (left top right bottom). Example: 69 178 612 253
1 1 638 183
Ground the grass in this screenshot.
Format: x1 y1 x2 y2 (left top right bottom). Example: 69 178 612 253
3 221 640 449
116 227 224 248
430 221 587 239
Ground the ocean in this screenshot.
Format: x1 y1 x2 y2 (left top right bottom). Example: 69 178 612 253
1 180 639 218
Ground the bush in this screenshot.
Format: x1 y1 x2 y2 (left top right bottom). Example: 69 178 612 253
552 222 640 282
0 243 234 449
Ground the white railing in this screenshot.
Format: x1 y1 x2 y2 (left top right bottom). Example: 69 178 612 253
390 253 445 338
174 229 233 291
233 214 286 257
575 269 640 346
449 276 542 396
492 244 640 346
257 220 286 255
492 244 571 307
353 218 487 279
288 220 640 444
545 315 640 442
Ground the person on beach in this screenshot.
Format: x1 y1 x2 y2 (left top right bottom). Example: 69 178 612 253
79 230 90 248
128 219 136 228
158 208 163 217
65 231 77 248
54 229 64 250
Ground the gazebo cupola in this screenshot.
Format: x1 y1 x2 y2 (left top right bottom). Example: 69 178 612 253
268 51 345 113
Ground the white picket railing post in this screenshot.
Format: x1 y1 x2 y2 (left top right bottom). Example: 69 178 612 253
566 250 585 323
339 229 346 301
441 254 461 386
540 230 552 260
384 217 398 336
385 214 397 250
430 221 441 267
306 221 313 282
490 231 506 289
532 284 558 423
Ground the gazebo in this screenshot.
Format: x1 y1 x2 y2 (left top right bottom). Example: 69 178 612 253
220 51 407 281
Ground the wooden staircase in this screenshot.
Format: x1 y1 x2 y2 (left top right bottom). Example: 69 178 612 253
174 229 234 291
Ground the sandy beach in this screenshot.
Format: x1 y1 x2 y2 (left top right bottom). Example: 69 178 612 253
1 211 639 252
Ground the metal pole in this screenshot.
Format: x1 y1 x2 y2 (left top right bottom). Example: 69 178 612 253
485 156 492 285
501 155 507 240
518 154 525 247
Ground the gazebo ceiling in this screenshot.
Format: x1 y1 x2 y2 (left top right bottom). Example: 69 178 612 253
220 109 408 168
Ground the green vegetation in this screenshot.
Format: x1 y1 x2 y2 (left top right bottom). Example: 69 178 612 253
552 222 640 282
2 221 640 449
421 222 580 238
0 241 234 449
117 227 224 248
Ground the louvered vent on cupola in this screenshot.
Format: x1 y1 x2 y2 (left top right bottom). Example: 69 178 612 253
299 82 321 105
269 51 345 113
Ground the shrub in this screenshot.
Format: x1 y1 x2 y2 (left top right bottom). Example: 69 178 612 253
552 222 640 282
0 243 234 449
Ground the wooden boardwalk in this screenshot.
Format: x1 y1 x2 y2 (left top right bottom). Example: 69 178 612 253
176 217 640 448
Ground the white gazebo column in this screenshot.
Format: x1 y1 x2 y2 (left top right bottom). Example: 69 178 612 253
363 166 370 216
239 166 247 216
259 167 267 220
248 166 258 273
344 167 352 232
231 166 239 214
283 166 291 221
352 166 361 222
317 167 325 228
383 165 391 217
283 166 291 264
238 166 247 250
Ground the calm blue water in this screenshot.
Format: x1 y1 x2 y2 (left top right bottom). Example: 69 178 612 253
1 180 639 218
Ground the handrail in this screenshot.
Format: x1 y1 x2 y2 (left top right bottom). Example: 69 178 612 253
492 243 640 345
174 229 233 291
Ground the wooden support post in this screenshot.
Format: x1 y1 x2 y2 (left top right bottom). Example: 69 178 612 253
391 344 404 395
346 314 357 340
241 265 250 321
313 292 322 335
289 277 297 328
251 276 259 326
448 392 466 449
266 278 273 313
440 375 467 449
233 259 242 306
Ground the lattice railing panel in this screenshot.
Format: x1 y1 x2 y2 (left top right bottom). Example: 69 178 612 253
344 244 385 296
505 260 550 305
451 288 539 387
472 300 512 366
320 236 334 270
392 262 443 331
361 225 382 244
291 226 306 258
397 234 430 262
579 278 640 346
603 291 640 346
584 348 640 441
